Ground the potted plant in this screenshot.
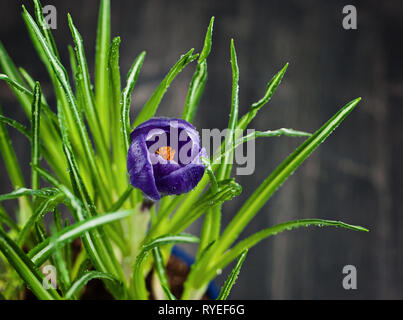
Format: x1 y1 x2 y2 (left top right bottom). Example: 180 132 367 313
0 0 367 300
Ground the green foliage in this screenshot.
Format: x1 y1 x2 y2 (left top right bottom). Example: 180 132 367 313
0 0 366 300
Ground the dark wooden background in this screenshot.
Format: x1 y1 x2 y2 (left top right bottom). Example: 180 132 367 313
1 0 402 299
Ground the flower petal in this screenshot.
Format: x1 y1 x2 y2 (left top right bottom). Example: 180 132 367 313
127 132 161 201
155 149 206 195
155 164 205 195
149 153 181 177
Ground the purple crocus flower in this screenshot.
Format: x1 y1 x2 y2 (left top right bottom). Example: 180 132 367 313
127 117 206 201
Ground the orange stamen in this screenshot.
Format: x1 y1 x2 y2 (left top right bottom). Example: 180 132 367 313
156 146 175 161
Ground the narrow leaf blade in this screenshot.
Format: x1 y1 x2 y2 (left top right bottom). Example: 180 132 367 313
216 249 248 300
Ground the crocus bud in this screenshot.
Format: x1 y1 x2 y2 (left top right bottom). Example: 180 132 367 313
127 117 206 201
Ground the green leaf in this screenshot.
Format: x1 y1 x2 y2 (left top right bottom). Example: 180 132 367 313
163 175 209 235
212 127 312 165
152 247 176 300
68 45 78 85
67 14 108 167
109 37 122 115
34 220 47 243
118 51 145 203
95 0 111 136
50 224 71 294
18 67 59 126
208 128 312 169
108 186 133 212
197 157 220 255
182 17 214 122
0 74 52 120
31 82 42 192
198 17 214 63
214 98 362 257
217 39 239 180
216 249 247 300
109 37 126 192
121 51 146 153
0 115 31 140
132 233 199 299
33 0 60 58
63 219 73 275
202 219 367 286
23 3 81 157
0 228 60 300
203 40 239 248
200 157 218 194
28 209 134 266
146 195 185 241
0 187 58 202
168 179 242 234
133 49 198 127
197 211 217 259
65 271 120 300
236 63 289 131
240 128 311 141
53 212 73 291
183 98 362 295
72 256 91 282
17 192 66 246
